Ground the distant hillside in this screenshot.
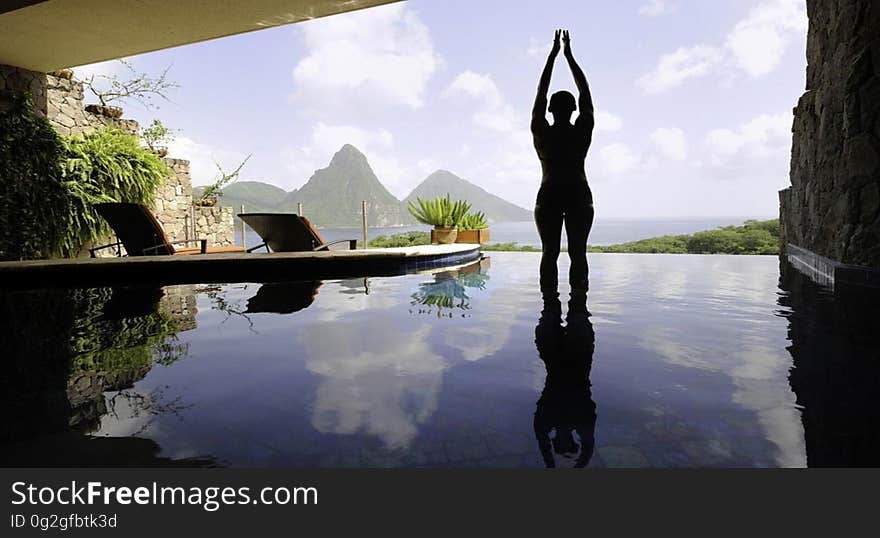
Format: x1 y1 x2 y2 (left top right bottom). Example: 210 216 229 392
193 181 288 215
280 144 414 227
405 170 532 222
193 147 530 228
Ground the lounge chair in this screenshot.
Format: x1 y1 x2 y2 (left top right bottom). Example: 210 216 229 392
238 213 358 253
91 202 246 257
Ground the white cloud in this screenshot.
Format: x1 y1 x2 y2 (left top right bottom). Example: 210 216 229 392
166 136 249 186
701 111 793 182
595 110 624 132
303 319 447 450
445 71 503 106
637 0 807 93
595 143 641 176
637 45 723 94
310 123 394 153
726 0 808 77
651 127 688 161
526 36 551 59
291 4 440 111
638 0 674 17
444 70 522 133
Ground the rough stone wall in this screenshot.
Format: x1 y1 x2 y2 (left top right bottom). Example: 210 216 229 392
194 207 236 247
0 65 49 113
0 66 137 136
153 158 193 243
45 74 139 137
781 0 880 267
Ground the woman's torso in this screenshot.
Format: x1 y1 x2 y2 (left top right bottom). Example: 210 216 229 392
534 122 591 185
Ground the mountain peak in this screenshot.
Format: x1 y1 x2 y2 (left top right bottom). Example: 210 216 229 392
331 143 367 164
406 170 532 222
426 169 460 180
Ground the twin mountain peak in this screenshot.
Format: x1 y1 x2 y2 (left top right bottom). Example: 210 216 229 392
199 144 532 227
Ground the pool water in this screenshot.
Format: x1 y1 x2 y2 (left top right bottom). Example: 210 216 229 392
2 252 878 467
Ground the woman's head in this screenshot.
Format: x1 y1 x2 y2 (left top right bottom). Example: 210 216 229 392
548 90 576 121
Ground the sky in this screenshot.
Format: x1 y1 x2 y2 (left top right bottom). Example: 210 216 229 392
74 0 808 218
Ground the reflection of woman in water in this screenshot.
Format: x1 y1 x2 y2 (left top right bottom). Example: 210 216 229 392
533 294 597 468
532 30 595 296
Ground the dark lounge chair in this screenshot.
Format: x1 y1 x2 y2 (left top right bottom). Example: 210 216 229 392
91 202 246 257
238 213 357 253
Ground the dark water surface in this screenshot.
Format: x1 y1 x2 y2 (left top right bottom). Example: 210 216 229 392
2 253 878 467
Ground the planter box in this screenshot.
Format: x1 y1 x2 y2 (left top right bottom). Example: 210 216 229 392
430 227 458 244
455 229 490 244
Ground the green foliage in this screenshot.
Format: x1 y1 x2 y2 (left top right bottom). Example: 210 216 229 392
589 219 780 255
458 211 488 230
407 194 471 228
199 154 251 202
368 231 431 248
68 287 184 376
0 93 69 260
60 128 169 255
410 269 489 317
588 235 688 254
0 94 169 260
140 119 175 151
482 242 542 252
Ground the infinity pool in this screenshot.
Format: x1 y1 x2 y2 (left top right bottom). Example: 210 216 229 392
2 252 878 467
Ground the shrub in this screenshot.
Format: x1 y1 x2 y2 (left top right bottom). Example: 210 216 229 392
0 94 69 260
368 231 431 248
60 128 169 255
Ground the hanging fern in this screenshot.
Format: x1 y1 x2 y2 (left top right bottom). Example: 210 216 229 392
59 128 169 256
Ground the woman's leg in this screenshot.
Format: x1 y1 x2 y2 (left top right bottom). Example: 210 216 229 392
535 203 564 294
565 202 594 292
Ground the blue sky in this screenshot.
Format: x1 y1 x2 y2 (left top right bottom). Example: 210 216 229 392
75 0 807 218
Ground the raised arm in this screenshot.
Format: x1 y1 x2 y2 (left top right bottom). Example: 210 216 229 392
562 31 594 124
532 30 561 128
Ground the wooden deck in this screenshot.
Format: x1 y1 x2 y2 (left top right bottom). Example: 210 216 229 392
0 244 482 290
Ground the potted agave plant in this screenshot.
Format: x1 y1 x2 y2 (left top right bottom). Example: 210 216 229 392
456 211 491 244
407 194 470 244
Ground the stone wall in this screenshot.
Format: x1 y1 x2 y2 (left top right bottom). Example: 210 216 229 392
0 66 137 137
780 0 880 268
0 65 50 114
45 74 139 137
153 158 193 243
194 207 236 247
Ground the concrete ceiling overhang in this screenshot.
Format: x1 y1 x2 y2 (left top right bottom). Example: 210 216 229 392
0 0 403 72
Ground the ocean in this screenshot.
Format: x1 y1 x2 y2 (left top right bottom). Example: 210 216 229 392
235 216 773 249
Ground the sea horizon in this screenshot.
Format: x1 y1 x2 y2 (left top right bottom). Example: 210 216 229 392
236 215 774 249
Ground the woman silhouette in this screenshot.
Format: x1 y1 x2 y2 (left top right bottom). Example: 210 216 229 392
532 30 595 296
